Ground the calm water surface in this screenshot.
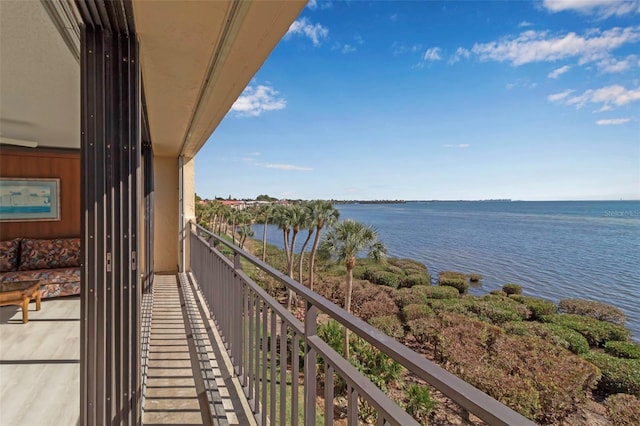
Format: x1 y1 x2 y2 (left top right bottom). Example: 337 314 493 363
256 201 640 341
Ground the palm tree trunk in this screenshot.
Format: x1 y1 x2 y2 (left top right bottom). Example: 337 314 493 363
298 230 314 285
288 229 299 278
232 218 237 244
262 222 268 262
344 266 353 359
307 225 322 291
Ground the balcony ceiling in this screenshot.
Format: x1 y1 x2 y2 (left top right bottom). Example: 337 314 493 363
0 0 305 157
0 1 81 151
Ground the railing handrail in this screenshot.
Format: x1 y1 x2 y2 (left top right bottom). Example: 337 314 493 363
190 221 537 426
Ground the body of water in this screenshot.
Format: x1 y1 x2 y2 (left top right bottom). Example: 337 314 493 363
254 201 640 341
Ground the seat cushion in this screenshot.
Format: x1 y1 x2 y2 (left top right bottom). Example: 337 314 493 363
0 239 20 272
0 267 80 286
19 238 81 270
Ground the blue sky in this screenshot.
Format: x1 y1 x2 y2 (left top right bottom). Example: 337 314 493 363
195 0 640 201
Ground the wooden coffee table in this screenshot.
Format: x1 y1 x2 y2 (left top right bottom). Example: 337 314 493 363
0 280 41 323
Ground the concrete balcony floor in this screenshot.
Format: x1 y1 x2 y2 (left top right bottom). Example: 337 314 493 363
0 275 252 426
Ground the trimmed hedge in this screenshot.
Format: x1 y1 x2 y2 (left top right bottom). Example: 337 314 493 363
583 351 640 396
502 321 590 355
467 297 530 325
407 318 439 345
368 315 405 339
369 270 401 288
393 285 459 308
604 393 640 426
438 278 469 294
604 341 640 359
544 314 630 347
468 273 482 282
388 258 429 275
401 273 431 288
544 323 591 355
502 283 523 295
559 298 626 325
510 295 557 320
402 303 434 321
434 313 600 423
421 285 460 300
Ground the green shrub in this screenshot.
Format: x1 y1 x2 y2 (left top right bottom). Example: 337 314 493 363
468 273 482 282
401 273 431 288
502 283 523 295
605 341 640 359
559 298 626 325
350 337 403 392
502 321 589 354
369 270 402 288
368 315 405 339
407 318 439 345
393 287 426 308
583 351 640 396
543 323 591 355
604 393 640 426
318 319 343 355
421 285 460 300
434 313 600 423
404 383 437 422
352 265 368 280
510 295 557 319
402 304 434 321
389 258 428 275
426 298 473 316
490 289 507 297
544 314 630 347
393 285 459 308
438 278 469 294
467 297 530 325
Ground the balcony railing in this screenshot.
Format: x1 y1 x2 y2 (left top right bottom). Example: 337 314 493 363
189 221 536 426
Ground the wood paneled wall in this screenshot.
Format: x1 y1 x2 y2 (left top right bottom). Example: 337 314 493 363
0 147 80 240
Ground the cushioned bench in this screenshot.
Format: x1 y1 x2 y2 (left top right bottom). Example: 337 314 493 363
0 237 81 299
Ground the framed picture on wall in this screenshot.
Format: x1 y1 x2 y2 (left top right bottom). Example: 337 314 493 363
0 178 61 221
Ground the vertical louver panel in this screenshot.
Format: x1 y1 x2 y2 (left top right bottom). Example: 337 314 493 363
79 1 141 424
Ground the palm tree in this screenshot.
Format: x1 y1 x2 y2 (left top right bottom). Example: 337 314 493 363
297 204 315 285
233 210 253 245
308 200 340 291
237 225 254 249
286 204 306 278
273 205 293 270
320 219 386 358
256 204 273 261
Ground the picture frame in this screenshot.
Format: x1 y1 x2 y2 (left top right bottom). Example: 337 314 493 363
0 178 61 221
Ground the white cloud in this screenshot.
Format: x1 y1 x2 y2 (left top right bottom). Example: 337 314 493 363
548 89 575 102
597 54 639 73
307 0 317 10
553 85 640 110
596 118 631 125
448 47 471 64
423 47 442 61
548 65 572 78
231 85 286 117
262 163 313 171
472 26 640 66
518 21 534 27
390 13 399 22
341 44 356 54
542 0 640 18
287 18 329 46
443 144 470 148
